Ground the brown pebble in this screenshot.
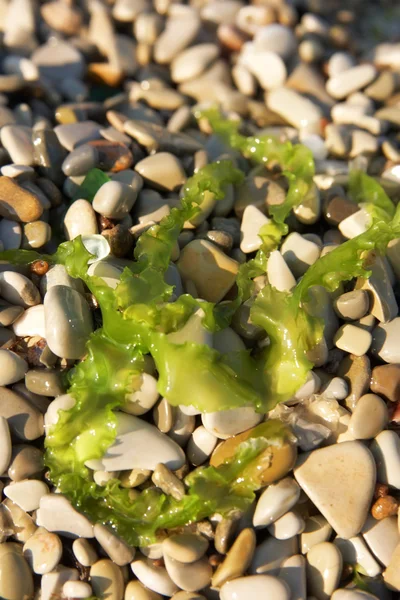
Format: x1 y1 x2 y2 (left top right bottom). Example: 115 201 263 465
371 495 399 520
0 177 43 223
217 24 249 52
323 195 358 226
374 483 390 499
30 260 49 276
371 364 400 403
101 225 133 258
87 140 133 173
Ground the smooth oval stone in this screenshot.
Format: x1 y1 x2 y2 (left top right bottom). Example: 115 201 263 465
202 407 262 440
187 426 218 466
0 301 24 327
123 373 159 416
278 554 307 600
25 368 65 397
332 591 380 600
44 285 93 359
124 580 162 600
62 144 98 176
221 574 290 600
8 444 44 481
135 152 186 192
94 524 135 567
64 199 98 240
163 554 212 592
22 220 51 249
0 125 34 166
334 323 372 356
362 514 399 567
0 416 11 474
307 542 342 600
41 566 80 600
91 559 124 600
253 477 300 528
23 528 63 574
281 232 321 278
153 8 200 64
12 304 45 338
85 412 185 472
0 219 21 250
93 180 138 219
267 88 322 135
240 204 270 253
41 263 84 295
370 430 400 489
268 510 305 540
54 121 102 152
326 64 377 99
251 537 299 574
163 534 208 564
0 386 44 441
348 393 388 439
36 494 94 538
267 250 296 292
334 535 381 578
171 44 219 83
72 538 98 567
301 516 332 554
334 290 369 321
131 556 179 597
0 176 43 222
32 39 84 82
370 363 400 402
0 349 27 386
372 317 400 363
0 543 34 600
4 479 49 511
87 260 122 289
212 528 256 588
0 271 40 307
294 441 376 538
63 581 92 599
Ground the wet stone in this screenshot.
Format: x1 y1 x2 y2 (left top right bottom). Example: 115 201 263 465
54 121 102 152
163 534 208 564
0 386 44 441
32 129 67 185
0 219 22 250
61 144 98 177
90 559 124 600
22 220 51 249
323 195 358 226
23 528 63 574
25 368 65 397
0 176 43 222
337 353 371 411
212 528 256 588
0 543 34 600
8 444 44 481
135 153 186 192
371 363 400 402
0 125 34 166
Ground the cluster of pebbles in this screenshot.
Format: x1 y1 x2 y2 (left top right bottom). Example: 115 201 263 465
0 0 400 600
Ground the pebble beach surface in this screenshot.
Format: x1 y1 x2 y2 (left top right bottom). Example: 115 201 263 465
0 1 400 600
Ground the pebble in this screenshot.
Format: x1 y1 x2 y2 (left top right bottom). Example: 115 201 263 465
72 538 98 567
22 220 51 249
281 232 321 278
370 430 400 489
212 528 256 588
334 324 372 356
306 542 343 600
44 285 93 359
337 353 371 410
44 394 75 430
123 373 159 416
91 559 124 600
64 199 98 240
41 566 79 600
63 581 93 599
240 204 270 253
240 48 287 91
0 301 23 327
356 258 398 323
2 497 37 542
94 523 135 566
254 24 296 60
334 535 381 578
0 349 27 385
0 386 44 440
135 153 186 192
278 554 306 600
362 515 400 567
25 368 64 397
326 65 377 100
334 290 369 321
54 121 102 152
268 511 305 540
0 543 34 600
171 44 219 83
327 53 355 78
37 494 94 538
0 218 21 249
267 88 322 135
164 554 212 592
131 556 179 597
163 534 208 564
0 125 34 165
4 478 48 511
152 463 185 500
370 364 400 402
348 394 388 440
220 575 291 600
202 407 262 440
267 249 298 293
0 270 40 308
125 580 163 600
93 180 140 219
0 416 11 474
294 441 376 538
251 536 299 574
154 7 200 64
371 317 400 363
383 541 400 592
8 444 43 481
300 516 332 554
253 477 300 528
187 426 218 466
85 412 185 472
177 239 238 303
23 528 63 574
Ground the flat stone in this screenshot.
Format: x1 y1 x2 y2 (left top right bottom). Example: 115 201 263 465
41 264 84 295
0 543 34 600
371 317 400 363
135 153 186 192
85 412 185 472
253 477 300 528
362 515 400 567
334 535 381 578
240 204 270 253
348 394 388 440
154 7 200 64
220 575 290 600
327 52 355 78
306 542 342 600
23 528 63 574
0 176 43 222
25 368 65 397
234 175 285 218
286 62 334 108
177 239 238 303
0 386 44 440
93 180 139 219
278 554 306 600
163 554 212 592
254 23 296 59
94 524 135 567
64 199 98 241
0 125 34 166
370 430 400 489
337 354 371 411
300 516 332 554
0 219 21 250
0 349 27 385
125 581 163 600
383 541 400 592
44 285 93 359
171 44 219 83
163 534 208 565
41 566 79 600
334 324 372 356
266 251 296 292
268 511 305 540
12 304 45 338
251 536 298 575
32 39 85 82
281 232 320 278
32 129 67 185
22 220 51 249
294 441 376 538
187 426 218 466
375 107 400 127
62 144 98 177
8 443 43 481
202 407 262 440
371 363 400 402
326 65 377 100
0 416 11 475
72 538 98 567
63 581 92 599
131 556 179 597
54 121 102 152
355 258 398 323
240 47 286 91
212 528 256 588
37 494 94 538
267 88 322 135
91 559 124 600
4 479 49 511
332 590 380 599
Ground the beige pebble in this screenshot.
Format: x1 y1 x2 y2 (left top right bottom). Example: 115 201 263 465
220 574 291 600
163 534 208 564
251 536 298 574
4 479 49 512
123 373 159 416
279 554 307 600
0 386 44 441
372 317 400 363
23 528 62 574
240 204 270 253
0 416 11 475
300 516 332 554
253 477 300 528
212 528 256 588
334 324 372 356
41 565 79 600
334 290 369 321
124 580 162 600
91 559 124 600
135 153 186 192
370 430 400 489
72 538 97 567
383 541 400 591
0 271 40 308
0 176 43 222
348 393 388 439
94 523 135 566
334 535 381 578
131 556 179 597
36 494 94 538
64 199 98 240
163 554 212 592
2 498 37 542
63 581 92 599
306 542 342 600
281 232 320 278
187 426 217 466
326 64 377 99
0 542 34 600
267 87 322 135
0 349 27 386
362 515 400 567
267 510 305 540
171 44 219 83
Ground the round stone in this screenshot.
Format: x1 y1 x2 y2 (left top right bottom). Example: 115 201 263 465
23 528 62 574
0 350 28 386
163 534 209 564
0 543 34 600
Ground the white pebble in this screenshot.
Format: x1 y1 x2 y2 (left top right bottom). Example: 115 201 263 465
267 511 305 540
370 430 400 489
63 581 92 599
253 477 300 528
